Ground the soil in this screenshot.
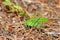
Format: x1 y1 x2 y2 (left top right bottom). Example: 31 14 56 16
0 0 60 40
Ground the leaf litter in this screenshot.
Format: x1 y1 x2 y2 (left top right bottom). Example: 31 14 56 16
0 0 60 40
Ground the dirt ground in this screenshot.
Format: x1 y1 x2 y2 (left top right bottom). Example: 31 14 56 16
0 0 60 40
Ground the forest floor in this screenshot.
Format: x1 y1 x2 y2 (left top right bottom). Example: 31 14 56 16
0 0 60 40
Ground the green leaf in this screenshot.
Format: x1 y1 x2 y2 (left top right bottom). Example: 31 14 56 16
39 17 49 22
35 23 42 28
14 5 22 10
2 0 11 6
3 1 9 5
24 17 49 29
6 0 10 2
25 18 35 26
